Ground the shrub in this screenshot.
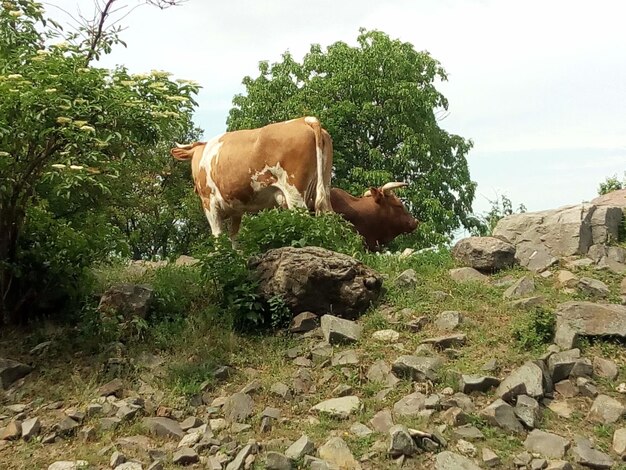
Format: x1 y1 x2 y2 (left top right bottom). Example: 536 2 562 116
512 306 555 351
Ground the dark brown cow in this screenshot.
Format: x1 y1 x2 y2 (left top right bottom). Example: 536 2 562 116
171 117 333 239
330 183 418 251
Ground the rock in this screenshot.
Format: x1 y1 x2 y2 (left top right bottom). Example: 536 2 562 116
21 417 40 441
547 400 575 418
311 396 360 418
578 277 610 298
572 436 614 469
496 361 545 402
459 375 500 394
48 462 89 470
249 246 382 318
320 315 363 344
178 431 203 448
570 358 593 378
479 399 524 433
223 392 254 422
266 452 293 470
370 409 394 433
393 392 426 417
554 379 579 398
449 267 488 283
435 451 482 470
0 358 33 390
613 427 626 458
440 406 468 426
435 311 464 331
98 283 153 320
453 425 484 441
421 334 466 350
556 270 578 288
366 360 399 387
392 355 443 381
290 312 318 333
331 350 359 366
116 404 140 421
110 451 126 467
530 458 548 470
442 392 475 412
515 394 541 429
482 359 499 373
349 422 372 437
396 269 417 288
142 417 184 439
510 296 546 309
55 417 79 435
524 429 570 459
173 447 199 465
78 425 96 442
285 434 315 459
482 447 500 467
318 437 361 469
99 417 121 431
503 276 535 299
371 329 400 342
1 419 21 440
456 439 477 457
98 378 124 397
545 461 573 470
547 349 580 382
451 236 516 272
226 443 257 470
588 394 625 424
576 377 599 398
388 425 417 457
114 463 142 470
593 357 618 379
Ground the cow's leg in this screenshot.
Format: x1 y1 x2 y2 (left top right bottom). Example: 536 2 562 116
202 197 224 237
229 215 242 246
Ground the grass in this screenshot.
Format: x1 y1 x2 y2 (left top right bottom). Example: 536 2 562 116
1 248 626 469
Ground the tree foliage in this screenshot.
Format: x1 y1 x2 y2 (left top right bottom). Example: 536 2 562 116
227 28 477 247
470 193 527 236
0 0 199 322
598 172 625 196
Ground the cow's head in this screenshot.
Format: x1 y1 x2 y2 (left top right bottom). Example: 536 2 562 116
363 182 419 247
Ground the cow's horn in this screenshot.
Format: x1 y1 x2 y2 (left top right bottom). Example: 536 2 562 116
363 189 372 197
381 182 408 193
175 142 187 148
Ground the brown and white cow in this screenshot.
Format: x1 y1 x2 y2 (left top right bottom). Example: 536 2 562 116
171 117 333 239
330 183 419 251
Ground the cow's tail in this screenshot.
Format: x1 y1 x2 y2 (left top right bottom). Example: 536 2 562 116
170 141 205 161
304 117 333 214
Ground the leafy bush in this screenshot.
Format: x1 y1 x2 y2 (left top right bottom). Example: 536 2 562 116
598 172 625 196
512 307 555 351
236 208 365 257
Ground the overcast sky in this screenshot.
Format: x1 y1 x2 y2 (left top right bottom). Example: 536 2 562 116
44 0 626 215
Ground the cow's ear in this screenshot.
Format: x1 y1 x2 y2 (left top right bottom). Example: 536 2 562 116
370 187 383 203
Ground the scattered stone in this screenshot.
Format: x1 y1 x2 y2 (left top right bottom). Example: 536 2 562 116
110 451 126 467
453 425 484 441
265 452 293 470
571 436 614 469
331 350 359 366
285 434 315 460
547 348 580 382
387 424 417 457
99 417 121 431
349 422 372 438
554 380 579 398
393 392 426 417
435 311 464 331
223 392 254 423
332 384 353 397
482 447 500 467
515 394 541 429
290 312 318 333
318 437 361 469
456 439 477 457
435 451 482 470
524 429 570 459
556 270 578 288
173 447 199 465
311 396 360 418
0 358 33 390
115 463 142 470
613 427 626 458
370 409 394 433
482 359 499 373
510 296 547 309
570 357 593 378
421 333 466 350
98 378 124 397
98 283 153 320
479 399 524 433
588 394 625 424
226 443 257 470
578 277 610 298
142 417 184 439
47 461 89 470
372 329 400 342
503 276 535 299
449 267 488 283
555 301 626 349
20 417 40 441
55 417 79 436
392 355 443 381
451 236 516 272
547 400 574 419
576 377 599 398
440 407 469 426
1 419 21 440
496 361 545 402
459 375 500 394
593 357 618 380
78 425 96 442
320 315 363 344
366 360 399 387
396 269 417 287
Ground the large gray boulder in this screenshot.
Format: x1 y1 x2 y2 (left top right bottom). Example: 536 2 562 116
555 301 626 349
451 237 516 272
0 358 32 390
493 201 624 270
248 246 382 319
98 283 154 320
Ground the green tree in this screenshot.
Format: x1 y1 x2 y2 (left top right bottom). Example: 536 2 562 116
227 28 477 247
598 172 625 195
470 193 527 236
0 0 198 322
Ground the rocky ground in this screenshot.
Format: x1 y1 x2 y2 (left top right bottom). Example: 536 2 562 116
1 235 626 469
